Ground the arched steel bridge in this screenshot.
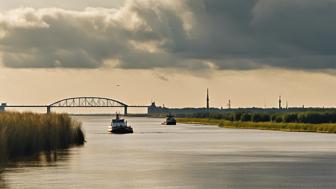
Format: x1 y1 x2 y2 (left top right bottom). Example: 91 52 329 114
2 97 149 115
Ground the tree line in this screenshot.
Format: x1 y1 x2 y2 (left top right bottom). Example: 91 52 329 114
177 111 336 124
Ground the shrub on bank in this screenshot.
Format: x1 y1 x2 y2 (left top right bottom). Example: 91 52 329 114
0 112 85 163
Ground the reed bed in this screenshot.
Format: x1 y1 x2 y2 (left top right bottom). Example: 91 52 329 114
177 118 336 133
0 112 85 164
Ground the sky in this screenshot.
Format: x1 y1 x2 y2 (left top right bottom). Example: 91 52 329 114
1 0 336 112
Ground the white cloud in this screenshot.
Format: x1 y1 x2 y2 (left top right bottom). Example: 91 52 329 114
0 0 336 72
0 0 201 69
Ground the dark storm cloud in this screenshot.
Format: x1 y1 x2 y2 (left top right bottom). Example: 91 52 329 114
0 0 335 71
178 0 336 70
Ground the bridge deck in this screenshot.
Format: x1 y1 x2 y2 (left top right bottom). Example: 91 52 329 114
1 97 149 115
6 105 149 108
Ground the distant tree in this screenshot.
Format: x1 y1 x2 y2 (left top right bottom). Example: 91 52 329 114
260 114 271 122
283 113 298 123
234 112 243 122
251 113 271 122
210 113 223 119
271 114 283 123
226 113 235 121
241 113 252 122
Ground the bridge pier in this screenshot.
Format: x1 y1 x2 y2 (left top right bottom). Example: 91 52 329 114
47 106 51 114
124 105 128 116
0 103 6 112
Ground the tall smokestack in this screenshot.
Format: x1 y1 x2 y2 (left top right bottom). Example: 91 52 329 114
207 88 209 110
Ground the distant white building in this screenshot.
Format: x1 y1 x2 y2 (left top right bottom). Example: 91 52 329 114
0 103 6 112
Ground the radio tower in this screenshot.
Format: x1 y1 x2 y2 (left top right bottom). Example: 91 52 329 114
206 88 210 110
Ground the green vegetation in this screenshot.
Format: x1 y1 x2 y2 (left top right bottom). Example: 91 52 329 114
0 112 85 164
177 118 336 133
178 111 336 124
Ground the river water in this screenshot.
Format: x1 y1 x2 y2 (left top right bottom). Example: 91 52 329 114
1 116 336 189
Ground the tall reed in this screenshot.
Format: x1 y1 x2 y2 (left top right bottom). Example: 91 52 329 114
0 112 85 163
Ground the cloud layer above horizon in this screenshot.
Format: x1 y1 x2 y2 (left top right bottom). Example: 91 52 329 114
0 0 336 71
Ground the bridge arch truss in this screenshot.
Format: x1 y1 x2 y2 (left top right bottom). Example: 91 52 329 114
49 97 127 107
48 97 129 115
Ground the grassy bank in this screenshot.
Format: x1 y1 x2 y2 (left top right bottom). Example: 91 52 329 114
177 111 336 124
0 112 85 164
177 118 336 133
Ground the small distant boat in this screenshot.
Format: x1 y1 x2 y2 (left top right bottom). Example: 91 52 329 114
162 114 177 125
108 114 133 134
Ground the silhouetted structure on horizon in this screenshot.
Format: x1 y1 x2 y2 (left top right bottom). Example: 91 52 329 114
0 103 6 112
206 88 210 110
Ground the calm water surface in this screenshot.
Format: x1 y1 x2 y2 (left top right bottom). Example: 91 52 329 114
1 116 336 189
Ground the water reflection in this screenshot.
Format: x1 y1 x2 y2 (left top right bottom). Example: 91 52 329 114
2 117 336 189
175 153 336 189
5 149 73 169
0 172 7 189
0 149 77 189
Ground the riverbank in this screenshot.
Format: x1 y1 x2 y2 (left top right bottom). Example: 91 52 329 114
0 112 85 164
177 118 336 133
